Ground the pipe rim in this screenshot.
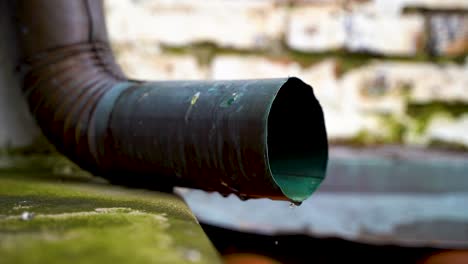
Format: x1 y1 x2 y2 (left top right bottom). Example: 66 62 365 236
265 77 328 202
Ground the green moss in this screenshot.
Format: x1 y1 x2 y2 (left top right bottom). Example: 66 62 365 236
380 115 407 143
0 135 55 157
161 41 372 70
0 154 91 182
333 130 384 147
0 173 221 263
285 49 336 68
160 39 466 80
331 113 408 146
399 82 413 100
408 101 468 118
403 6 468 16
427 139 468 152
162 42 265 67
0 211 206 264
0 175 192 218
159 36 466 76
407 101 468 134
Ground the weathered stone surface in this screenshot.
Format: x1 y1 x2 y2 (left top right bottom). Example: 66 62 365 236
325 111 381 139
300 60 372 139
410 64 468 103
211 55 302 79
344 14 425 56
401 0 468 11
287 4 425 55
211 56 339 108
428 14 468 56
335 61 468 145
114 43 206 80
300 60 340 107
0 166 221 264
324 61 468 141
340 64 409 115
425 114 468 147
287 6 346 52
355 0 468 15
341 61 468 106
105 0 286 50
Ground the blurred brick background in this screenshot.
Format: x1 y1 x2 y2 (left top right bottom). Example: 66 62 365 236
106 0 468 149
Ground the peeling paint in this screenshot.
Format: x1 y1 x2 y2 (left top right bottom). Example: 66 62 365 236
220 92 244 107
190 92 201 105
184 92 201 123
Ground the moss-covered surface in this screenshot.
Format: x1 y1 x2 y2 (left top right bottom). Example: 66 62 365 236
0 167 221 263
0 135 55 156
331 99 468 148
160 40 466 76
161 42 375 71
377 114 408 144
407 101 468 135
427 139 468 151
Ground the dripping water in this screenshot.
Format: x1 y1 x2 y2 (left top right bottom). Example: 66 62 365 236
289 201 302 208
238 194 249 201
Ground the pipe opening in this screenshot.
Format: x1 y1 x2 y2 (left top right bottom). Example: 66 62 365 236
267 78 327 202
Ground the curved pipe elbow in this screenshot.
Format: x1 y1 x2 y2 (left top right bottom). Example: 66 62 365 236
15 0 328 202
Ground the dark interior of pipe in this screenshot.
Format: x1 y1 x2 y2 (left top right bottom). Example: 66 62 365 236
267 78 327 202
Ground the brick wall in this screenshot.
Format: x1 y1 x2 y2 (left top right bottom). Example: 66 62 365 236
106 0 468 149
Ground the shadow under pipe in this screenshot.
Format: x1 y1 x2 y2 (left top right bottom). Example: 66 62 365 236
14 0 328 202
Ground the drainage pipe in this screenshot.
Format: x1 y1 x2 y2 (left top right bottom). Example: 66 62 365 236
14 0 328 202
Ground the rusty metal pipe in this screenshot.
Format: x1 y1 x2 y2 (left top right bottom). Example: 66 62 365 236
14 0 328 202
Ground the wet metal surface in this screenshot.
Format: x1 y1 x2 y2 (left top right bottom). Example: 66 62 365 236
102 78 327 202
177 146 468 249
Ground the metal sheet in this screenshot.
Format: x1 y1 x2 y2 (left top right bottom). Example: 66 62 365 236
178 146 468 249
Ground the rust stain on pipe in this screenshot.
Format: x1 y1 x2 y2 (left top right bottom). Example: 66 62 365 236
13 0 328 202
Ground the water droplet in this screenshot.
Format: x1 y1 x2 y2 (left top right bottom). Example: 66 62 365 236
289 201 302 208
182 249 201 262
20 212 34 221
